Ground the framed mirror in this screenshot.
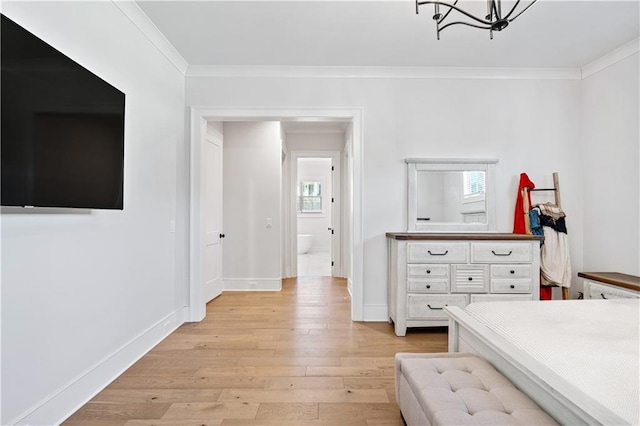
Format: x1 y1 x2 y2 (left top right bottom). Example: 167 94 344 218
406 158 498 232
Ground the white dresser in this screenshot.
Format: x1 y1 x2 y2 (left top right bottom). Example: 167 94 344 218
387 233 543 336
579 272 640 299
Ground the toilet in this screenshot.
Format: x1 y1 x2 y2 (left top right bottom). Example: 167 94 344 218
297 234 313 254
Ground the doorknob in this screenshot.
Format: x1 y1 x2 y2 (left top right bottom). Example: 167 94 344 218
328 228 334 234
219 233 225 238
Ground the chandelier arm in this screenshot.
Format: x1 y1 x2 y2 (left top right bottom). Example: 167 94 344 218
417 1 493 25
439 20 493 32
507 0 537 22
437 0 459 24
503 0 522 20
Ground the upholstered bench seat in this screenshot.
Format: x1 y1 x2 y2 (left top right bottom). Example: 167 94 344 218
395 353 558 426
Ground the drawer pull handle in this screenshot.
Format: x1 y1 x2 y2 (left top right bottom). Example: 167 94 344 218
468 277 473 281
426 270 431 274
426 284 431 289
510 284 515 289
600 293 607 299
428 250 449 256
510 270 515 274
427 304 447 310
492 250 513 256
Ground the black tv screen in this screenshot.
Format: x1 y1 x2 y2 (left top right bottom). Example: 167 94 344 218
1 14 125 210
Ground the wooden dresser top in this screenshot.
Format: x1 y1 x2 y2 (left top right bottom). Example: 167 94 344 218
386 232 544 241
578 272 640 292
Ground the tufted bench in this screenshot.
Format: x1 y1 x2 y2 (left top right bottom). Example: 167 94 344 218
395 353 558 426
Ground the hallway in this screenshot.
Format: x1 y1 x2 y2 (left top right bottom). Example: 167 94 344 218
64 277 448 425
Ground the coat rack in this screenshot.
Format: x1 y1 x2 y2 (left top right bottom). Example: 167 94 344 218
521 172 568 300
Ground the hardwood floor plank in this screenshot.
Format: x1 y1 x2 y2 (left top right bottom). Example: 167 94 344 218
264 377 344 390
195 366 306 377
161 402 259 420
217 388 389 403
62 277 447 425
255 402 318 420
318 403 401 421
235 356 341 367
91 389 222 404
125 421 222 426
64 402 171 422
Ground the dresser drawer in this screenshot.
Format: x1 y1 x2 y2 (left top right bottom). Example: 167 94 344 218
491 264 531 279
471 243 532 263
470 294 534 303
586 282 640 300
407 264 449 278
407 242 468 263
407 279 450 293
491 279 532 293
451 264 489 293
407 294 468 319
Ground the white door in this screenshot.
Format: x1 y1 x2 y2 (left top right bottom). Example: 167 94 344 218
203 125 223 302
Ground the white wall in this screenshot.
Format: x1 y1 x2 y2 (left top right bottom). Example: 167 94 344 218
581 54 640 276
186 74 585 315
1 2 186 424
286 132 345 151
222 122 282 290
297 158 332 253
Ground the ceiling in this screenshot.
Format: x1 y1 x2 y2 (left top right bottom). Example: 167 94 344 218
136 0 640 69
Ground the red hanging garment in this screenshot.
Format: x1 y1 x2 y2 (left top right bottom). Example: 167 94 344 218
512 173 552 300
513 173 535 234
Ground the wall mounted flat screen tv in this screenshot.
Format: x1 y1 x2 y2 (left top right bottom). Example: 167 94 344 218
1 14 125 210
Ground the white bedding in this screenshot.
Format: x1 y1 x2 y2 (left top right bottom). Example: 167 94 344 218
464 299 640 425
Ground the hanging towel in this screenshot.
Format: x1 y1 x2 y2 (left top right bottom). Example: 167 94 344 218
540 224 571 289
513 173 535 234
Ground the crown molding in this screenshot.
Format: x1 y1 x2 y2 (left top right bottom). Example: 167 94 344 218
581 38 640 79
112 0 188 75
186 65 581 80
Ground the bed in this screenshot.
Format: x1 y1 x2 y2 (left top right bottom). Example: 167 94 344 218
445 299 640 425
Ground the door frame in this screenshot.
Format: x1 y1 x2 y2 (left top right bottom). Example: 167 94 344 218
189 107 364 322
290 151 342 278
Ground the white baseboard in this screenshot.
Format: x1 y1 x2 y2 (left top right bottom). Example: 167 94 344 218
10 307 189 426
223 278 282 291
363 304 389 322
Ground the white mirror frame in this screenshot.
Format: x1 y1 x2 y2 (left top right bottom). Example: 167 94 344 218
406 158 498 232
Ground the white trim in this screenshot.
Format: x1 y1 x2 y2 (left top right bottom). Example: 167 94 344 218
10 307 189 426
223 279 282 291
112 0 188 75
186 65 582 80
189 107 364 321
363 304 389 322
581 37 640 79
189 114 207 322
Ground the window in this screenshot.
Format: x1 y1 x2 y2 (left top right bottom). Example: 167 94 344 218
463 171 485 198
297 181 322 213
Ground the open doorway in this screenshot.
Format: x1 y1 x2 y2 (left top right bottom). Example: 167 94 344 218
189 108 364 322
296 157 333 276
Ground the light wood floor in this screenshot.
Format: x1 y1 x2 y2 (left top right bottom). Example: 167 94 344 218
63 276 448 425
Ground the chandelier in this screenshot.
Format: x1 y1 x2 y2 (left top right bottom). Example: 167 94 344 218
416 0 538 40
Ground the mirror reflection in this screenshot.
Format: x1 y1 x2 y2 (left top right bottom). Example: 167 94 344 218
417 171 486 224
406 158 497 232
